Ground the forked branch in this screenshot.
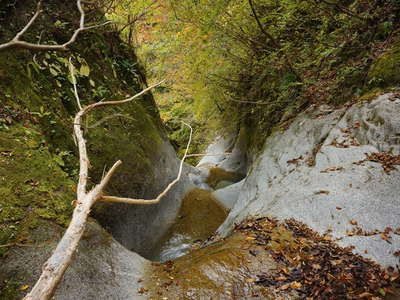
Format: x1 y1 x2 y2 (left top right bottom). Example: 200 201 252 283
100 121 192 205
23 61 182 299
0 0 113 52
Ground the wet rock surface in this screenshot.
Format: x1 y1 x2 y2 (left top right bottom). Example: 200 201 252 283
142 218 398 299
149 188 228 262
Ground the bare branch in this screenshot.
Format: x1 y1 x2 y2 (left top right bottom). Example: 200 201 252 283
100 122 193 204
15 1 43 41
69 58 82 110
23 77 167 299
0 0 114 52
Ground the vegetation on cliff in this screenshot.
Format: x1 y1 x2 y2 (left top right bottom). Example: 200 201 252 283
116 0 400 153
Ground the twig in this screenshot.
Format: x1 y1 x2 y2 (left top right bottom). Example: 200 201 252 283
0 0 114 52
69 58 82 110
100 121 193 205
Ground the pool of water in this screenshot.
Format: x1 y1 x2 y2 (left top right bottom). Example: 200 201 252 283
149 188 228 262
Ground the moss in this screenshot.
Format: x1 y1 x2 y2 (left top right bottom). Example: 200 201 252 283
0 278 24 300
0 125 75 253
357 88 385 102
367 41 400 89
206 167 245 189
0 0 164 260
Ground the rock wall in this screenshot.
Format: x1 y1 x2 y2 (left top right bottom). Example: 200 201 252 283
216 94 400 268
0 1 193 298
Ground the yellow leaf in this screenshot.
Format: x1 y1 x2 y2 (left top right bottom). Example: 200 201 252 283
290 281 302 289
80 64 90 77
20 285 29 291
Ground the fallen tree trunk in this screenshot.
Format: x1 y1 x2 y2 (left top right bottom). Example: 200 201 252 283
23 62 192 299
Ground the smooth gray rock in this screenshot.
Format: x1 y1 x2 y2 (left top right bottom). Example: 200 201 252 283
218 127 249 174
213 179 245 210
94 138 195 258
219 94 400 268
197 135 235 168
1 221 148 300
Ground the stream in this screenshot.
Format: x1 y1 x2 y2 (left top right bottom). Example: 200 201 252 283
150 188 228 262
149 164 245 262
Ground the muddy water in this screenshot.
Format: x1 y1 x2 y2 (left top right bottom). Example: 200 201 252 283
149 188 228 262
144 232 296 299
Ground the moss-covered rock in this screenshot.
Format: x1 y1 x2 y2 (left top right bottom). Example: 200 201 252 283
367 41 400 89
0 1 170 298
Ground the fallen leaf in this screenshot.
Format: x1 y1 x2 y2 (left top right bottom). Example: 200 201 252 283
315 190 330 195
280 283 290 290
290 281 302 289
357 292 373 298
19 285 29 291
312 264 321 270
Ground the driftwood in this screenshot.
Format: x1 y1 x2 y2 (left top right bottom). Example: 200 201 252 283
0 0 113 52
23 61 192 299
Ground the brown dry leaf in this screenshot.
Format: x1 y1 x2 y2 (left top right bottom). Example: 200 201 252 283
280 283 290 290
315 190 330 195
365 152 400 173
138 287 149 294
380 233 391 241
336 206 342 210
390 273 399 281
357 292 374 298
321 166 343 173
350 220 358 225
276 276 287 281
312 264 321 270
330 259 343 266
290 281 302 289
323 235 332 241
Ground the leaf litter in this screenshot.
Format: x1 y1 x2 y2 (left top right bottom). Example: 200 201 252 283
235 218 399 299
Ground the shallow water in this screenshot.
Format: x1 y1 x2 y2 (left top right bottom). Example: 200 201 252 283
149 188 228 262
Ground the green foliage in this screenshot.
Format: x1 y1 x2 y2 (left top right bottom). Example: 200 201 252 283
120 0 400 152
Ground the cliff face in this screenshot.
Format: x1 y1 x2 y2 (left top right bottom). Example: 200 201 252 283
210 93 400 269
0 1 193 298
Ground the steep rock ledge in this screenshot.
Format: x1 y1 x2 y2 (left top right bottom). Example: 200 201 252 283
216 94 400 268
